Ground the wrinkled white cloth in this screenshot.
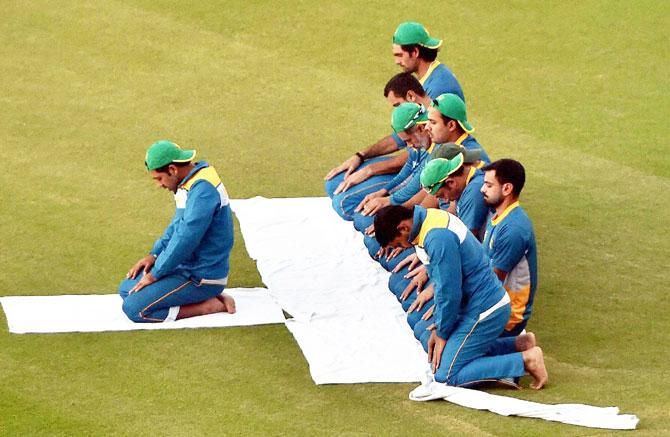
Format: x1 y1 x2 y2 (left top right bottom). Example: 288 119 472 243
286 312 427 384
0 288 285 333
410 371 639 429
231 197 429 383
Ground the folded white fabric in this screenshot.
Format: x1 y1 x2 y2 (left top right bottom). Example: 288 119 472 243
409 373 639 429
0 288 285 334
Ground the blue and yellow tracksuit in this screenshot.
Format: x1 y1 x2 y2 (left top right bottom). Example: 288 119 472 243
483 201 538 337
408 206 524 386
119 161 234 322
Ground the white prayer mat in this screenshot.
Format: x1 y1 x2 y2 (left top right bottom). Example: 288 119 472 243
0 288 285 334
286 312 427 384
231 197 429 383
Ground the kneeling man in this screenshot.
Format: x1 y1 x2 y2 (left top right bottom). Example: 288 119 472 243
119 140 236 322
374 204 547 389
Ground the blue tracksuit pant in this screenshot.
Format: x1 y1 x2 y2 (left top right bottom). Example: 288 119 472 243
352 212 375 233
363 236 414 272
118 271 224 322
325 156 392 198
422 303 525 386
326 157 395 221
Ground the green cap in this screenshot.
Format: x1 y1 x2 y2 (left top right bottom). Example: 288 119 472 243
430 142 481 164
391 103 429 133
393 22 442 49
420 155 464 195
432 93 474 133
145 140 196 171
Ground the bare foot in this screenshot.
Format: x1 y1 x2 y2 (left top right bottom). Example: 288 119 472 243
216 293 236 314
515 332 536 352
522 346 548 390
177 297 225 319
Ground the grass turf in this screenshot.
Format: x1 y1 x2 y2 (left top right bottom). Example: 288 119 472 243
0 0 668 435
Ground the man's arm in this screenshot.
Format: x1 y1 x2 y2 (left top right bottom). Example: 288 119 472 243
493 267 508 282
395 183 427 207
150 213 179 257
419 194 439 209
151 182 220 279
127 199 180 281
325 135 405 181
335 153 407 195
491 225 528 283
425 229 463 340
456 189 489 239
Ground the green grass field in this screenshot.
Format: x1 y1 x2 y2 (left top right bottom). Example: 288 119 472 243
1 1 668 435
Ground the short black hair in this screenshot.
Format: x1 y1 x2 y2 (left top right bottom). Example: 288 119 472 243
383 72 426 98
400 44 438 62
153 161 191 174
482 159 526 196
374 205 413 247
439 114 459 130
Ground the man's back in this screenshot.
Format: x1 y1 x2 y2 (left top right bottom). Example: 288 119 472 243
152 162 233 282
420 62 465 101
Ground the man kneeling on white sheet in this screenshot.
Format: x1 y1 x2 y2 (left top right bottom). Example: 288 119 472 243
374 204 548 389
118 140 236 322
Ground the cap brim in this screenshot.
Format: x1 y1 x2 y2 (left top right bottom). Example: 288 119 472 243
458 120 474 134
421 37 442 49
173 149 197 162
462 148 481 164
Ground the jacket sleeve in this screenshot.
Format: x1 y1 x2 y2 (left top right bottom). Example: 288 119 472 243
491 224 527 273
425 229 463 339
391 131 407 149
150 214 178 257
151 181 220 279
389 171 422 205
384 150 413 192
457 188 489 235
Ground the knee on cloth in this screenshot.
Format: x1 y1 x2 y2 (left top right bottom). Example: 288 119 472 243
388 270 410 297
353 212 375 233
413 318 433 341
363 234 381 259
378 247 414 272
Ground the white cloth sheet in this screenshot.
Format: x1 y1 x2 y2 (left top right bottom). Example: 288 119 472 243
231 197 429 383
0 288 285 333
231 196 639 430
410 373 639 430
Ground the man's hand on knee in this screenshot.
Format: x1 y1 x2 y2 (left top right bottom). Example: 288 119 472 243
334 167 372 195
129 272 157 294
127 254 156 279
393 253 421 273
325 154 363 181
428 330 447 374
408 286 434 314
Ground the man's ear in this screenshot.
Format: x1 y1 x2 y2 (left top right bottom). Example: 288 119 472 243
406 90 417 102
502 182 514 197
397 222 411 235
